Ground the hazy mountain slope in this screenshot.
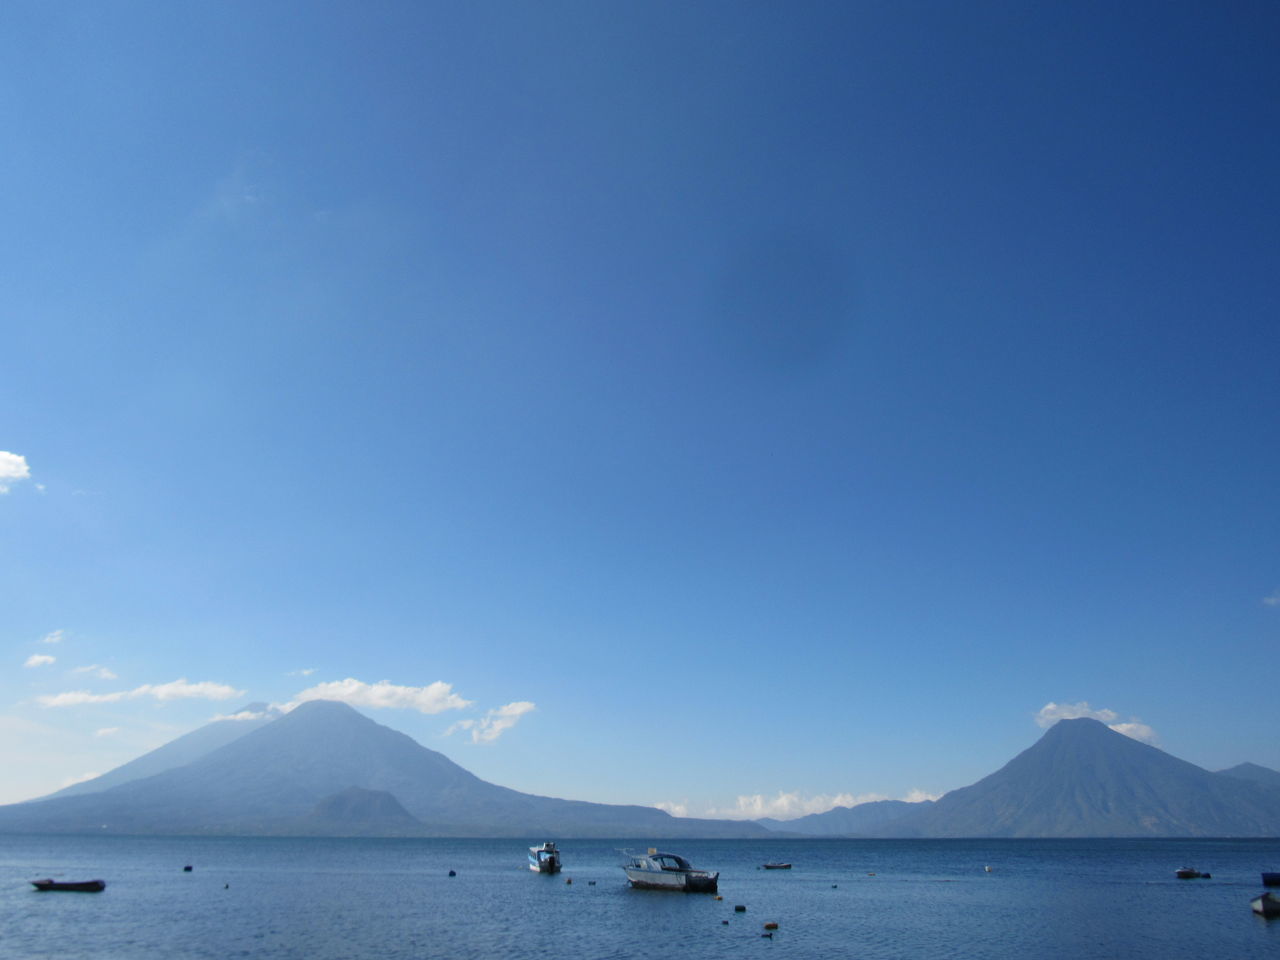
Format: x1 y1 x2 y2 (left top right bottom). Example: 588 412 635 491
875 718 1280 837
0 700 768 838
758 799 930 836
1216 762 1280 791
39 703 282 801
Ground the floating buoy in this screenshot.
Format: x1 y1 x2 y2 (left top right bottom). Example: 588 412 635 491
183 865 193 872
867 872 875 876
734 904 746 912
714 895 722 901
565 878 572 885
587 881 596 886
224 883 229 889
984 865 992 873
721 920 729 925
763 922 779 930
831 884 838 888
448 870 456 877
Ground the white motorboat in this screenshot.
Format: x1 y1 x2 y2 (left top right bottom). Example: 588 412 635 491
528 841 562 874
623 850 718 892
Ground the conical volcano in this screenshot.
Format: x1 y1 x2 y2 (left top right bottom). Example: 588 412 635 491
877 717 1280 837
0 700 767 838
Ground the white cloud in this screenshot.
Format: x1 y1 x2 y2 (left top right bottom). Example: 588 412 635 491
60 772 99 788
209 708 278 722
1035 701 1159 744
445 702 537 743
468 701 535 743
0 451 31 493
93 727 120 738
1263 589 1280 607
1107 721 1159 744
24 654 56 668
36 678 245 707
291 678 472 714
287 667 317 677
41 630 64 644
902 788 942 803
72 664 117 680
674 788 942 821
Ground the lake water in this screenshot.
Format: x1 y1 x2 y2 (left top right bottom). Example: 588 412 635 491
3 835 1278 959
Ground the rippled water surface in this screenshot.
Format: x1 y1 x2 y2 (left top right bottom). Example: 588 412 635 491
3 835 1278 959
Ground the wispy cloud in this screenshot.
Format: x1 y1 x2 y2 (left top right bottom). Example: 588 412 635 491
0 451 31 493
669 789 941 821
209 707 279 722
72 664 118 680
1263 588 1280 607
290 678 472 714
287 667 317 677
1035 701 1159 744
36 678 245 707
446 701 536 744
24 654 56 668
41 630 63 645
93 728 120 738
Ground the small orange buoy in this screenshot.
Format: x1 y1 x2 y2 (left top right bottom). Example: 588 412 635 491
763 922 779 930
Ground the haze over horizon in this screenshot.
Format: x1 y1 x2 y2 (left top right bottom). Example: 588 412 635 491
4 1 1278 815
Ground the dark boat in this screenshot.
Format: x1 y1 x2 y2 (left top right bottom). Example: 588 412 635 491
1262 873 1280 887
1175 868 1210 879
762 862 792 870
31 879 106 892
1252 892 1280 918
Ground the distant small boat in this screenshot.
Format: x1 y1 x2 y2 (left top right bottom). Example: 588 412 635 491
762 862 792 870
1252 892 1280 918
1175 868 1210 879
31 879 106 892
1262 872 1280 887
624 850 718 893
528 842 562 874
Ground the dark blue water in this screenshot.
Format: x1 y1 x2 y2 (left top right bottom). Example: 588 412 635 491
3 835 1278 959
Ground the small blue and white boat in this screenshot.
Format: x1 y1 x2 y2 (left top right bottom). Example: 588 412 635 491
528 842 561 874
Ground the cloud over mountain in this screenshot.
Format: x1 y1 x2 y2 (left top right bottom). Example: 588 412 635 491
291 678 472 714
1035 701 1158 744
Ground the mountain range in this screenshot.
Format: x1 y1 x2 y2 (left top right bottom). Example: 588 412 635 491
0 700 766 838
2 704 1277 838
764 718 1280 838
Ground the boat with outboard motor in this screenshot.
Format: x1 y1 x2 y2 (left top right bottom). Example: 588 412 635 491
623 850 718 892
528 842 562 874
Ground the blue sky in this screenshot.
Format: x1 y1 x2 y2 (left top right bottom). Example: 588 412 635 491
3 1 1278 815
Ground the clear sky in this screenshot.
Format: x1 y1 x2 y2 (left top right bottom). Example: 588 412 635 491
3 1 1278 815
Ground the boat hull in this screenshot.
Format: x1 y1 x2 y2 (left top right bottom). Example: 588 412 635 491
1252 892 1280 918
31 879 106 892
624 868 718 893
529 857 561 874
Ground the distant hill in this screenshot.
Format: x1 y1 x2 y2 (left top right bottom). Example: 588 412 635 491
758 799 931 836
39 703 282 801
0 700 769 838
1216 762 1280 792
868 718 1280 837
